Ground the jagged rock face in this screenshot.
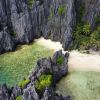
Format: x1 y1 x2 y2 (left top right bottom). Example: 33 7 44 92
30 50 69 83
23 86 39 100
0 0 100 53
0 0 76 53
41 87 70 100
0 29 14 53
76 0 100 28
10 0 34 44
83 0 100 27
0 85 10 100
31 0 75 49
23 50 69 100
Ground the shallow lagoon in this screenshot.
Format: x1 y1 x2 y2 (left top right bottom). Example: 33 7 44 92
0 38 100 100
0 42 54 86
56 71 100 100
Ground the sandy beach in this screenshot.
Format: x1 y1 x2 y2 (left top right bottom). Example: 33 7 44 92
35 37 100 72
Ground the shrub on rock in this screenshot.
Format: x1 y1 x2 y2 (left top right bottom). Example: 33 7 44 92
18 78 30 88
56 56 64 65
35 74 53 91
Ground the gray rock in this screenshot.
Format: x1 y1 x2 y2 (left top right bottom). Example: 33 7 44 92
23 85 39 100
10 0 34 43
42 87 70 100
0 0 100 53
10 86 22 100
31 0 75 50
0 50 69 100
30 50 69 84
0 85 10 100
0 29 14 53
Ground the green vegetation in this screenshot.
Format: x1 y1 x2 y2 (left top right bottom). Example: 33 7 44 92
56 71 100 100
27 0 34 9
0 42 54 86
83 22 91 36
70 23 100 50
18 78 30 88
91 26 100 41
57 56 64 65
58 5 66 16
16 96 22 100
69 4 100 50
35 74 53 91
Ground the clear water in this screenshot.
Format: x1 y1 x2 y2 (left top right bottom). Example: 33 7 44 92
56 71 100 100
0 42 54 86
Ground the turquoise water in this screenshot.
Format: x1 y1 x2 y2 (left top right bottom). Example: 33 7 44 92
0 42 54 86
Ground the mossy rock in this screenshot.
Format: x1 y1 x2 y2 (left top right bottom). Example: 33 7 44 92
58 5 66 16
27 0 34 9
35 74 53 91
56 56 64 65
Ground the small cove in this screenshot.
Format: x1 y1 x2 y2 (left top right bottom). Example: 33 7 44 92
0 37 100 100
0 40 54 86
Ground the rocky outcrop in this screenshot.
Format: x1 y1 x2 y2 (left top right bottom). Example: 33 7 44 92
0 0 76 53
83 0 100 28
0 28 14 53
31 0 75 49
10 0 34 44
30 50 69 84
0 0 100 53
0 84 10 100
0 50 70 100
75 0 100 28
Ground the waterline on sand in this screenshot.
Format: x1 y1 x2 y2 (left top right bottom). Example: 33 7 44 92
35 37 100 72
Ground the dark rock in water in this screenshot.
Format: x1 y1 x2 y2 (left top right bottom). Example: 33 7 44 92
10 86 22 100
23 50 69 100
30 50 69 84
23 85 39 100
42 87 70 100
0 50 70 100
0 84 10 100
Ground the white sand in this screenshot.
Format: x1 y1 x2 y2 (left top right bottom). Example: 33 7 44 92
35 37 100 72
69 50 100 72
35 37 64 52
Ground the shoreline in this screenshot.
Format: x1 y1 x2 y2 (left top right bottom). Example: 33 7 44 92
35 37 100 72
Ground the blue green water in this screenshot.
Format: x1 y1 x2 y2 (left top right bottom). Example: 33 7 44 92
0 42 54 86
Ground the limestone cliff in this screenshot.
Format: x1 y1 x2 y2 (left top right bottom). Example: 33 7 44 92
0 0 100 53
